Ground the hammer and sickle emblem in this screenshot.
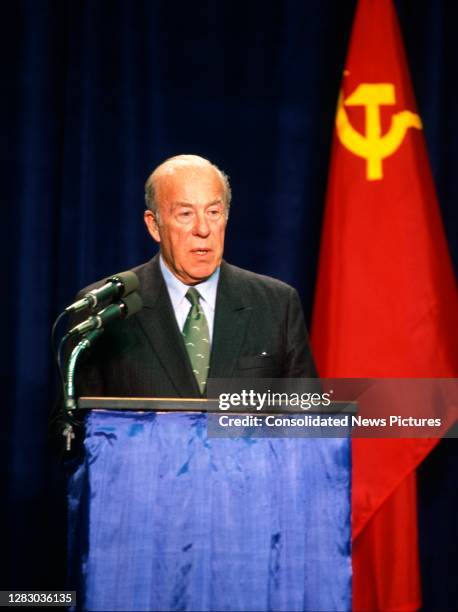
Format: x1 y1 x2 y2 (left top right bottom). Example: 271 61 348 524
336 83 422 180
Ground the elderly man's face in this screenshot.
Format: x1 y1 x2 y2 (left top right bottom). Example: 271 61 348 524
144 165 227 285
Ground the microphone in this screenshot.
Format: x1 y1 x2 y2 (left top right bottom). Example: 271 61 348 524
68 291 143 336
65 271 139 313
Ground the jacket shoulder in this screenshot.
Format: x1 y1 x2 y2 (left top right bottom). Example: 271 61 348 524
76 258 158 298
221 262 297 296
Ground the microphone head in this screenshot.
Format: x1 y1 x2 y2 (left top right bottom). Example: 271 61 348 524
110 271 140 297
121 291 143 317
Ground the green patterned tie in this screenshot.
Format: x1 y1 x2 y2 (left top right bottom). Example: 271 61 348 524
183 287 210 394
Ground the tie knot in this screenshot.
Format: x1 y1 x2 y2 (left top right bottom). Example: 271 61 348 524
185 287 201 306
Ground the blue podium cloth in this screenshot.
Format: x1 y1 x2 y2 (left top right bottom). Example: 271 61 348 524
68 411 351 611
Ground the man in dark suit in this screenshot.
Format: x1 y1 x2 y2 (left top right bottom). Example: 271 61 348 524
76 154 315 399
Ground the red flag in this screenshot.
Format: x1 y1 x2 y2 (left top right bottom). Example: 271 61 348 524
311 1 458 610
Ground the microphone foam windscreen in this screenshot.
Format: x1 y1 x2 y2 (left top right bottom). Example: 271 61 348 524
122 291 143 317
112 271 140 296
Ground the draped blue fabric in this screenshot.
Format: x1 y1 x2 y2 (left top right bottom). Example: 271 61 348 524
68 411 351 612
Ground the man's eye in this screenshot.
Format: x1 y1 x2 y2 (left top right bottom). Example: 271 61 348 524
208 209 222 218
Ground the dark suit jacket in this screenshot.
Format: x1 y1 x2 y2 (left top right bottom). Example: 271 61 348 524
74 255 316 399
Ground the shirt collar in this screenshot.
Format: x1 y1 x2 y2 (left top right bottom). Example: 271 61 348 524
159 255 220 310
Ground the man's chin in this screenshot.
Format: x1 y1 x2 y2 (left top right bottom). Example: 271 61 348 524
184 262 219 285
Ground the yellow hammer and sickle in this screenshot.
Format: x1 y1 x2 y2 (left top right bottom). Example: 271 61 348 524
336 83 422 180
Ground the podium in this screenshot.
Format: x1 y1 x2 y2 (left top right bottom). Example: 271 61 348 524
67 398 352 612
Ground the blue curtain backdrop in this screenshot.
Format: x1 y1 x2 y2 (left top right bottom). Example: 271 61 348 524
1 1 456 609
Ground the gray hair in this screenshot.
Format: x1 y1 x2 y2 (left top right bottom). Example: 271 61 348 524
144 154 231 218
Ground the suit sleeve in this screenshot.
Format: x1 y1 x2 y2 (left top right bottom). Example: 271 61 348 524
283 288 317 378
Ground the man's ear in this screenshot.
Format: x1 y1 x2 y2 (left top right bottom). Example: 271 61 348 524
144 210 161 243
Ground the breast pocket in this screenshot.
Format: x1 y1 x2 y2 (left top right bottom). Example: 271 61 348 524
236 353 283 375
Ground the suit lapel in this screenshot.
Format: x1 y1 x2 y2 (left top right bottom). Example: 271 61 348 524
208 261 252 380
135 256 200 397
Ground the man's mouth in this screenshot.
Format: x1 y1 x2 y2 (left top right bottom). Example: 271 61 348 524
191 249 211 255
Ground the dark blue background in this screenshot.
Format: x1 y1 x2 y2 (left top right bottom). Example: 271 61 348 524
1 1 456 609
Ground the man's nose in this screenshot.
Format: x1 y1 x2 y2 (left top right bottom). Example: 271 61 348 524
192 211 210 237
